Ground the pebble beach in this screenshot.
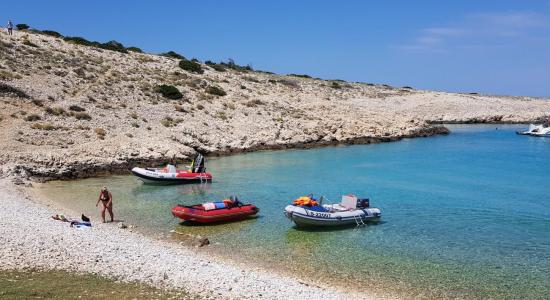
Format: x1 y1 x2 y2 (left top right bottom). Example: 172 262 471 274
0 179 374 299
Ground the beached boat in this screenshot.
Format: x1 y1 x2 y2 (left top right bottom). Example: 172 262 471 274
516 123 550 137
172 196 259 224
132 154 212 184
284 194 381 227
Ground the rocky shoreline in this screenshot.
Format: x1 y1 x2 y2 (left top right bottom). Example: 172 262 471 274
7 125 450 182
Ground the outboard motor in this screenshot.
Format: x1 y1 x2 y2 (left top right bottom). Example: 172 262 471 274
191 153 206 173
357 198 370 208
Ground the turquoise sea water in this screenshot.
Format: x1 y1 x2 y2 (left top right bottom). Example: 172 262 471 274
41 125 550 299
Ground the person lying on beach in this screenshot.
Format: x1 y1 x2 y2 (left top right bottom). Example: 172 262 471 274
95 186 114 223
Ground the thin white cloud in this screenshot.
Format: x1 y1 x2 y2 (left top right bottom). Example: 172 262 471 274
401 11 550 52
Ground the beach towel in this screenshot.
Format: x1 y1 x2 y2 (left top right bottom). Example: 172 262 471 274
214 202 226 209
202 202 216 210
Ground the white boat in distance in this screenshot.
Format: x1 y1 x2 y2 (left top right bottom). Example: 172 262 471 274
516 123 550 137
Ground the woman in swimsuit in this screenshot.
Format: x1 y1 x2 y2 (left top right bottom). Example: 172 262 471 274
95 186 114 223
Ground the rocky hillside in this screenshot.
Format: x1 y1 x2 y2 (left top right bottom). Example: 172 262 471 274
0 28 548 180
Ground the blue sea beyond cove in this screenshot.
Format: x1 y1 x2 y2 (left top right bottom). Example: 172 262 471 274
41 125 550 298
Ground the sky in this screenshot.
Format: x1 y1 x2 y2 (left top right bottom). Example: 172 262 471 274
2 0 550 97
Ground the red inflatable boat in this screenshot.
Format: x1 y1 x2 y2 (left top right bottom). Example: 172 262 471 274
172 198 259 224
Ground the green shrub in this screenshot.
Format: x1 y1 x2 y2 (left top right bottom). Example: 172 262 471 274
129 112 138 119
160 51 185 59
155 85 183 100
16 24 30 30
95 128 106 139
179 59 203 74
220 59 253 72
206 86 226 96
126 46 143 53
64 36 97 47
279 79 299 88
245 99 264 107
205 61 226 72
0 83 29 98
131 121 140 128
40 30 62 38
69 105 85 112
100 40 128 53
331 82 342 89
74 112 92 120
63 37 128 53
45 106 66 116
212 64 226 72
288 74 311 78
32 99 44 107
25 114 41 121
160 116 183 127
31 123 58 130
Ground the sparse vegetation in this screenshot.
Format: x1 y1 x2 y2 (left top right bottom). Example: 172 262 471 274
279 79 299 88
331 82 342 89
160 116 183 127
179 59 203 74
63 36 128 53
220 59 253 72
129 112 138 119
155 85 183 100
32 99 44 107
39 30 62 38
24 114 41 121
74 112 92 120
216 111 228 120
245 99 264 107
45 106 67 116
205 61 226 72
0 83 29 98
31 123 60 130
131 121 140 128
69 105 85 112
126 46 143 53
288 74 312 79
0 70 22 80
16 24 30 30
206 85 226 96
160 51 185 60
95 128 107 139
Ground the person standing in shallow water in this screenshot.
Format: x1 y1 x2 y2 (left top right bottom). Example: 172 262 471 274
7 20 13 35
95 186 114 223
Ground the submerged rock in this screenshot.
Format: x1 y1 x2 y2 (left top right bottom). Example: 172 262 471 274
198 237 210 247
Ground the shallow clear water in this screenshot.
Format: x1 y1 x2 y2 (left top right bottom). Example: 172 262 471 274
40 125 550 299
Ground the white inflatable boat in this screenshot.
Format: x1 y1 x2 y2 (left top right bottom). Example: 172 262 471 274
284 194 381 227
131 154 212 184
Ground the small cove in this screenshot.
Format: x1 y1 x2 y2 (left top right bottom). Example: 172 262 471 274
39 125 550 299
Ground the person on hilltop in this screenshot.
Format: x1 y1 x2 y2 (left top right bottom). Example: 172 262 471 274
7 20 13 35
95 186 114 223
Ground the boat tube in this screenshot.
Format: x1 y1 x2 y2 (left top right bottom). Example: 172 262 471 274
131 153 212 184
284 194 381 227
172 196 259 224
516 123 550 137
